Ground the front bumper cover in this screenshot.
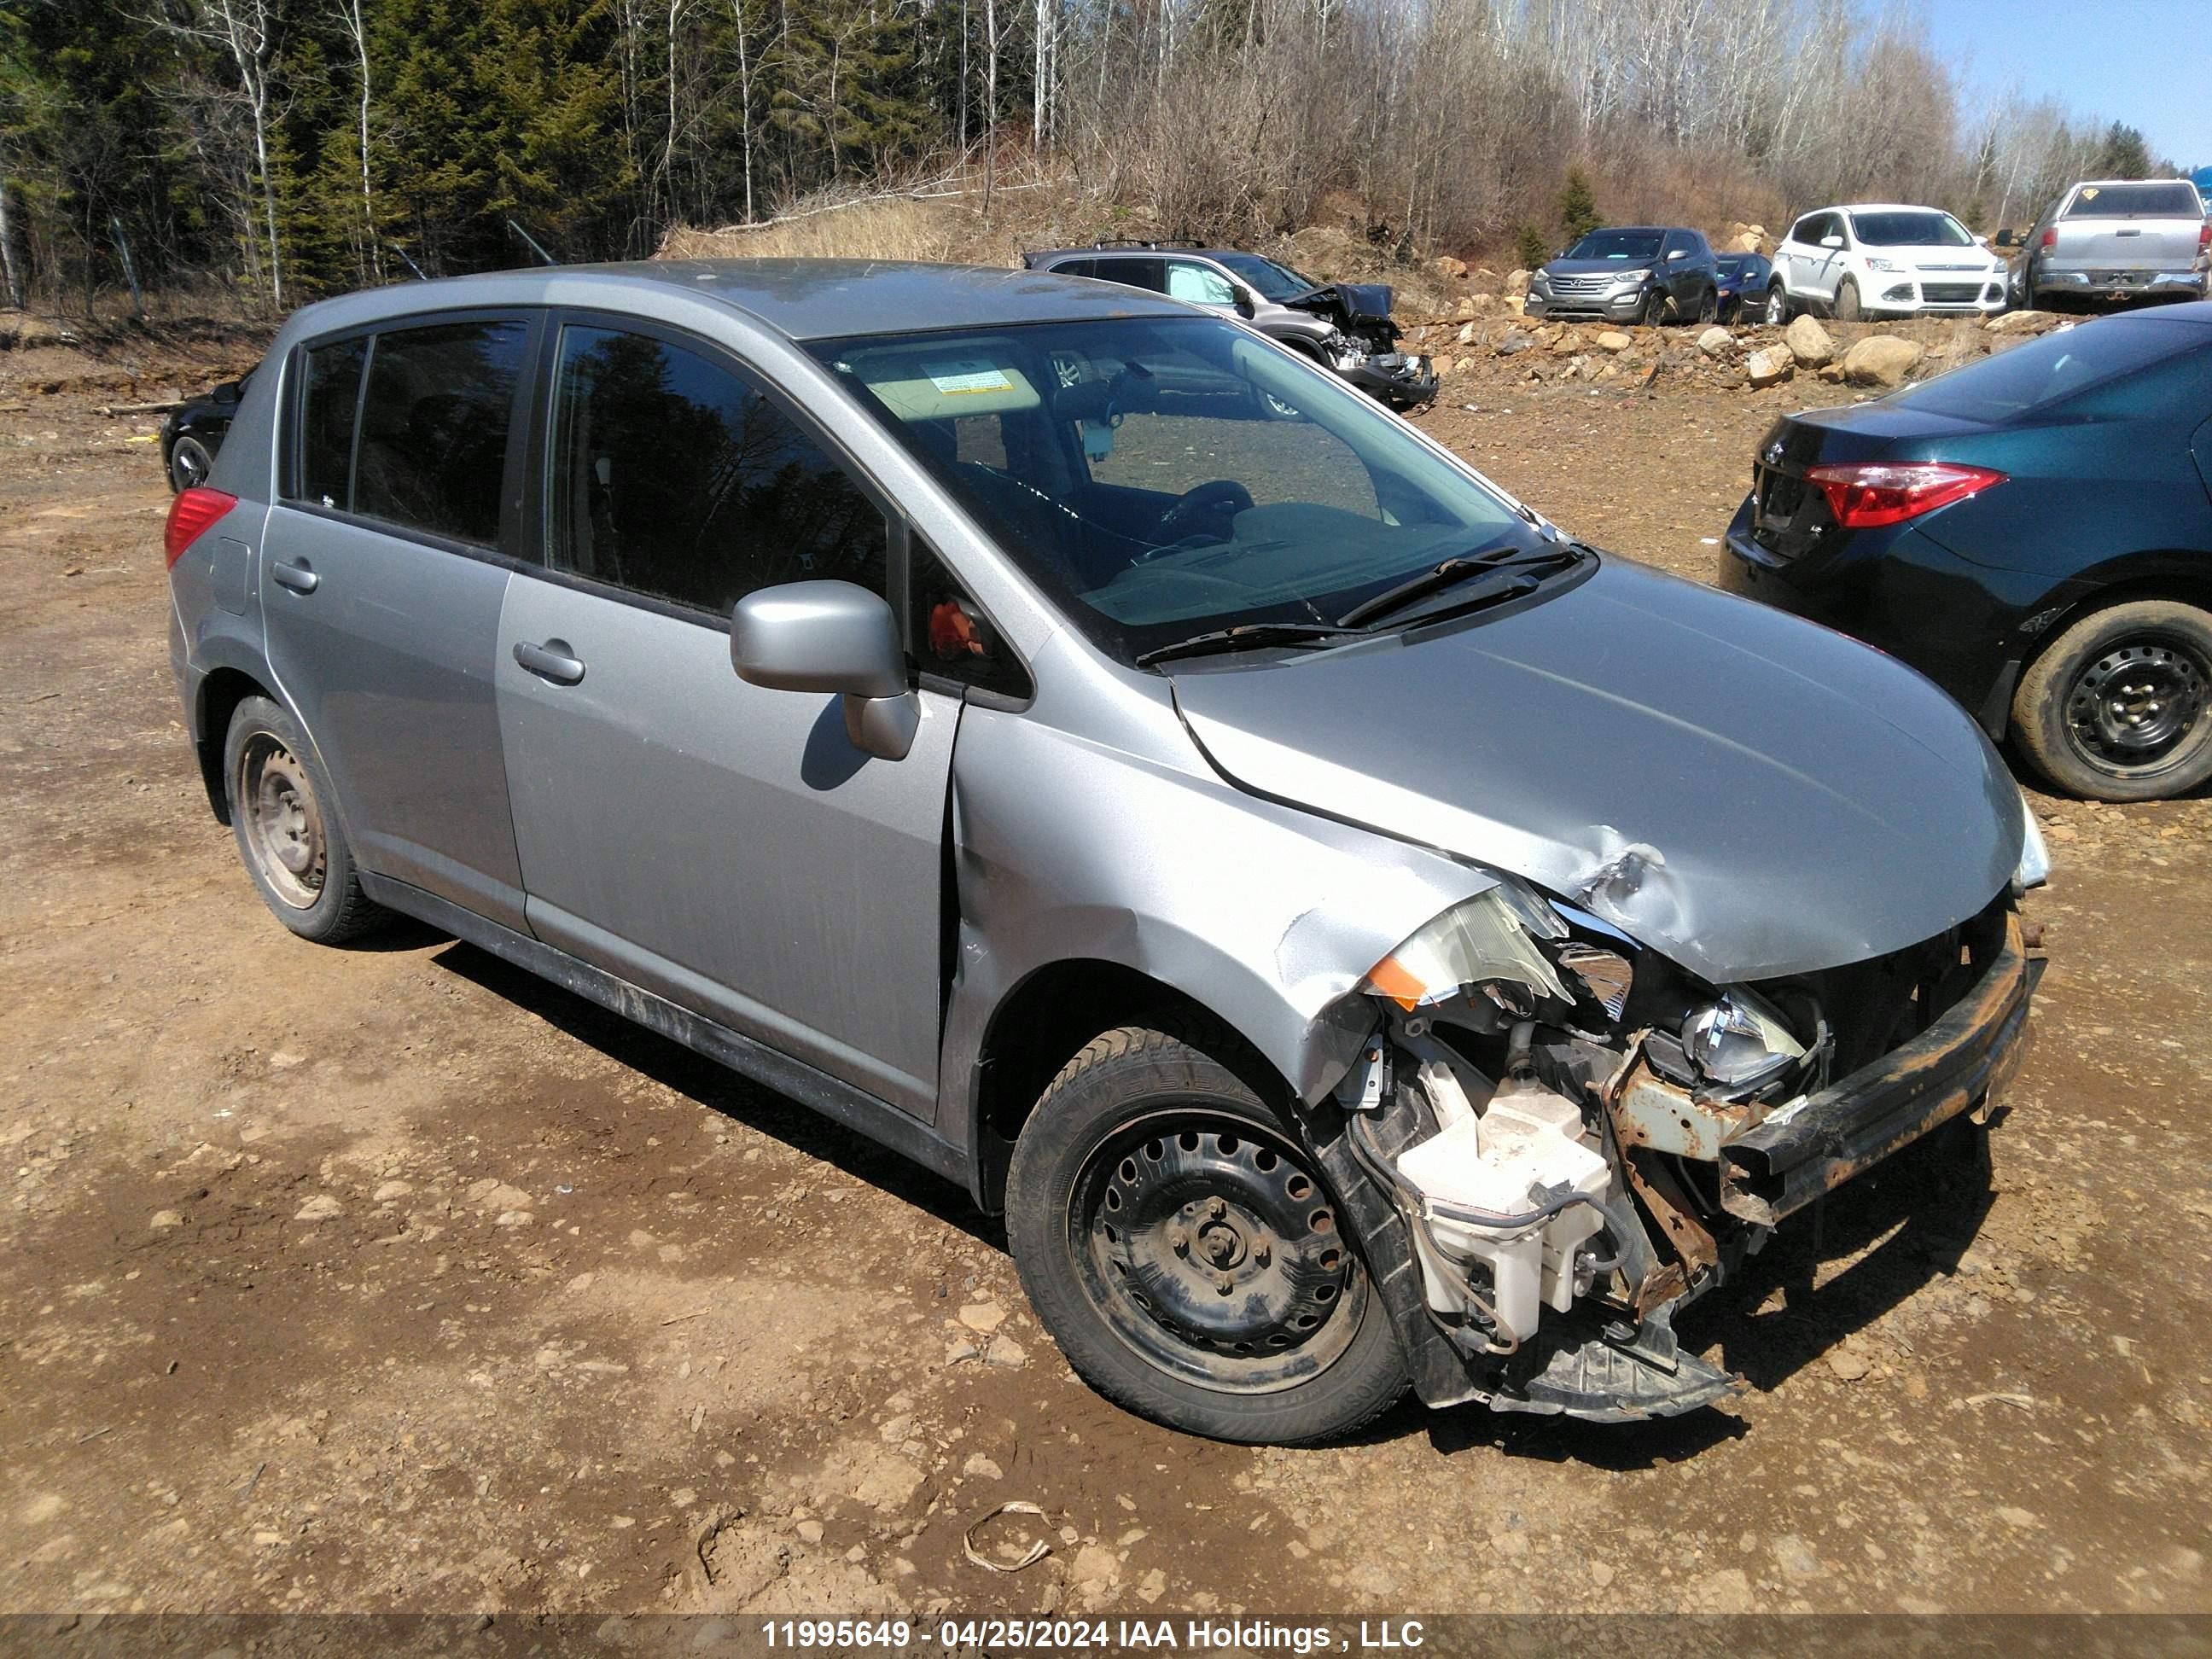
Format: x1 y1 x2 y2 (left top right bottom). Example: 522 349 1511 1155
1719 910 2038 1225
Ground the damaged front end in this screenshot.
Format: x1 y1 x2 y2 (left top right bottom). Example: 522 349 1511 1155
1287 282 1437 410
1296 874 2040 1423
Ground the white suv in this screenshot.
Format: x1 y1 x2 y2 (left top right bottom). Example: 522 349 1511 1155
1764 204 2008 323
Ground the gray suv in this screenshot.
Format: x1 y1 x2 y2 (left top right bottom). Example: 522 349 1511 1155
166 259 2045 1445
1526 226 1720 325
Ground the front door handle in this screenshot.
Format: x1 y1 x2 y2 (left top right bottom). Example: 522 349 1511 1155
513 638 585 686
271 558 318 594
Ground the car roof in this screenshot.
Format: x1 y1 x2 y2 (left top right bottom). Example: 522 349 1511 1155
1819 204 1958 215
280 259 1193 345
1573 225 1697 236
1029 245 1260 264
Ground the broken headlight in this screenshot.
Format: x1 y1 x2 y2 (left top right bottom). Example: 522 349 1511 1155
1363 880 1570 1010
1681 987 1805 1092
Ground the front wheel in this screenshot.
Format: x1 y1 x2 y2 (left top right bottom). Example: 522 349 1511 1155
2012 601 2212 800
1697 286 1720 324
1640 288 1670 327
1005 1026 1407 1445
1833 276 1863 322
1764 283 1790 325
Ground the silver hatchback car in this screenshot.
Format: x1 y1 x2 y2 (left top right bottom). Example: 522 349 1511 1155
166 260 2046 1444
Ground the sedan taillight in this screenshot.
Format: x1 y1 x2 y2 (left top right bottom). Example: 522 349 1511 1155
1804 463 2006 530
164 486 237 568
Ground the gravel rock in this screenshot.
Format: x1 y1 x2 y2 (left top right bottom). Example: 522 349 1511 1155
1825 1347 1871 1382
1697 327 1732 357
293 1195 343 1223
1595 330 1633 353
1783 315 1836 367
957 1301 1005 1334
1842 335 1924 387
1745 346 1794 387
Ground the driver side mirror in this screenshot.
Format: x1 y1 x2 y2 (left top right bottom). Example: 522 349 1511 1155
1666 247 1687 261
731 580 919 761
1820 234 1844 249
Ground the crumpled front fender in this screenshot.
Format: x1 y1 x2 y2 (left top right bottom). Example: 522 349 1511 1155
939 656 1493 1193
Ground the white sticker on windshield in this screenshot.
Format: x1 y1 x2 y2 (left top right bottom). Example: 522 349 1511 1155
925 360 1015 396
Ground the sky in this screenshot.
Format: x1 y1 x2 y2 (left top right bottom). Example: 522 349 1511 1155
1918 0 2211 172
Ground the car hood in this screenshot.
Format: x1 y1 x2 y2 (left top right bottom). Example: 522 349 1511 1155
1166 556 2023 985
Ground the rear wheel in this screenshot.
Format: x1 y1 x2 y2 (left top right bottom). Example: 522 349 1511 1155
1005 1026 1407 1445
2012 601 2212 800
1764 283 1790 325
224 696 387 943
1833 276 1863 322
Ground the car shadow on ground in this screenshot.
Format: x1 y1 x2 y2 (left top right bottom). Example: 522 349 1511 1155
422 929 1998 1459
427 937 1006 1251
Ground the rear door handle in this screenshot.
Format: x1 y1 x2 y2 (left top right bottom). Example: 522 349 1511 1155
513 638 585 685
271 558 318 594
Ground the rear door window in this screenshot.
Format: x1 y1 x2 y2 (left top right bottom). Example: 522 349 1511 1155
352 319 528 545
546 323 887 618
1091 257 1167 293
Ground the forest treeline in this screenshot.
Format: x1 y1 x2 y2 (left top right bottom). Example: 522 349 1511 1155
0 0 2184 314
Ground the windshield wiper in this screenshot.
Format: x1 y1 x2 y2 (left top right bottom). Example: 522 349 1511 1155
1134 621 1370 668
1336 544 1586 629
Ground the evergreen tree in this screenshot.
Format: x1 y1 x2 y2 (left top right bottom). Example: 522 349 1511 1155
1558 167 1601 243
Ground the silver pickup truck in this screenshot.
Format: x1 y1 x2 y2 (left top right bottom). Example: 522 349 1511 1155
2021 178 2209 307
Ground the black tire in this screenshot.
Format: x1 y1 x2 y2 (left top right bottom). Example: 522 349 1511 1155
168 434 214 493
1005 1025 1408 1445
1697 286 1719 324
2011 601 2212 801
1833 276 1863 322
1640 288 1669 327
223 696 388 943
1764 282 1790 325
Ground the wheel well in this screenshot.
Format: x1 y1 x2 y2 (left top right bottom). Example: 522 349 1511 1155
195 667 272 824
969 959 1286 1212
2019 573 2212 674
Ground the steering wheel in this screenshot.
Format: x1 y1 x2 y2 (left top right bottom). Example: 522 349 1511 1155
1150 480 1255 552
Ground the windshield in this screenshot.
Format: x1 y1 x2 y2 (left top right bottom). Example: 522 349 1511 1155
2064 182 2203 218
1216 253 1318 301
811 317 1559 667
1892 315 2207 422
1565 230 1662 262
1849 211 1973 248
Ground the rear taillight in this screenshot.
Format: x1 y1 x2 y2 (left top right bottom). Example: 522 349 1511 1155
163 486 237 568
2199 222 2210 253
2039 227 2056 250
1804 463 2005 530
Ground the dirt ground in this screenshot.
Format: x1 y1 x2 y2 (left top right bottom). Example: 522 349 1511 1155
2 326 2209 1624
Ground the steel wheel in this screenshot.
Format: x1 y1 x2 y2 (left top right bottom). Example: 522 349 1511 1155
1070 1109 1365 1394
2063 634 2209 773
236 732 327 911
